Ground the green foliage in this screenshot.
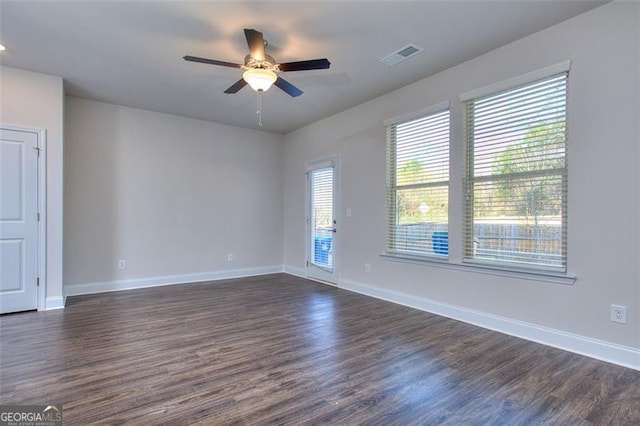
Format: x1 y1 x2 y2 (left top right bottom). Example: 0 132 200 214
492 120 565 220
397 159 423 185
396 160 448 225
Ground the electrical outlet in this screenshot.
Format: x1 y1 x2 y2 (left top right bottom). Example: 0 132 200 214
611 304 627 324
365 263 371 273
227 253 234 262
118 259 127 270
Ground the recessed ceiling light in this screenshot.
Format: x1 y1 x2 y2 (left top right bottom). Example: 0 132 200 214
0 44 6 52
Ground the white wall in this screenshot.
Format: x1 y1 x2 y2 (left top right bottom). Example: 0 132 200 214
64 97 283 291
283 1 640 358
0 66 65 308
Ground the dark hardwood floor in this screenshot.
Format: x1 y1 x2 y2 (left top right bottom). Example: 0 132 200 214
1 273 639 425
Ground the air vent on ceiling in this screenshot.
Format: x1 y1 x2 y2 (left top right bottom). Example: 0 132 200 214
379 43 424 66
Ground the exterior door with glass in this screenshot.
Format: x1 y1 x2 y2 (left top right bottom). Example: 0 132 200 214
305 157 338 284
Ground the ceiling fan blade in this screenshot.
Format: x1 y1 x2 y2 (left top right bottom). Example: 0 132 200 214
274 76 303 97
278 59 331 72
224 79 248 94
244 29 265 61
183 55 242 68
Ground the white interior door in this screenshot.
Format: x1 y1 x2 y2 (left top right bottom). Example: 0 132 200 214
306 157 338 284
0 128 39 313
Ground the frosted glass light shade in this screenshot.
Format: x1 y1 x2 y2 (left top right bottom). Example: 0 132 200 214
243 68 277 92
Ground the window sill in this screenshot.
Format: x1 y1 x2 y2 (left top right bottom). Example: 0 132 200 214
380 252 576 285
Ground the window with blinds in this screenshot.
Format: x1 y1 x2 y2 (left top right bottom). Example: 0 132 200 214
463 72 568 272
386 108 450 257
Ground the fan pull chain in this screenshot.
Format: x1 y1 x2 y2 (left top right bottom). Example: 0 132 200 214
257 92 263 127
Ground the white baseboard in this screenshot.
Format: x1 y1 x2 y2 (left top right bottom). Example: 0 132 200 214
282 265 339 287
338 277 640 371
65 265 284 296
44 296 65 310
283 265 306 278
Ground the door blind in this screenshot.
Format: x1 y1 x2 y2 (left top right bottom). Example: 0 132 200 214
309 167 334 270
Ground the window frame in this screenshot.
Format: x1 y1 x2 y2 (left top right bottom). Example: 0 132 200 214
461 64 570 274
384 101 451 259
380 62 575 284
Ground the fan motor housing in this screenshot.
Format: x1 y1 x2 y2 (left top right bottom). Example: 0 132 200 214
244 54 277 71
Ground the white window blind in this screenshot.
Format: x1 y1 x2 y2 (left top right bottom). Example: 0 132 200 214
386 109 450 257
464 72 568 272
309 167 334 270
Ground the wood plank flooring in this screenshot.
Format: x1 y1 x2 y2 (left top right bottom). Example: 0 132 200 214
1 273 639 425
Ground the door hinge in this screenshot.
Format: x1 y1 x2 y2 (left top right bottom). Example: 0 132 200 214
37 212 41 222
37 277 40 287
33 147 42 157
306 260 309 268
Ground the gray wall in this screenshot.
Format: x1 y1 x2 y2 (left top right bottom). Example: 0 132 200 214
282 2 639 349
64 97 283 286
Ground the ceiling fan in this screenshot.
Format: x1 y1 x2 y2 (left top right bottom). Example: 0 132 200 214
184 28 330 98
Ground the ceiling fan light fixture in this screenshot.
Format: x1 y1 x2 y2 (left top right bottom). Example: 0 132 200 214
243 68 277 92
184 28 329 97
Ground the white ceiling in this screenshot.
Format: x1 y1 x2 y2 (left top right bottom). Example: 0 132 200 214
0 1 607 134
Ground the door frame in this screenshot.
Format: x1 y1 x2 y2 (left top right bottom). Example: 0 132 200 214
1 124 47 311
305 155 340 285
